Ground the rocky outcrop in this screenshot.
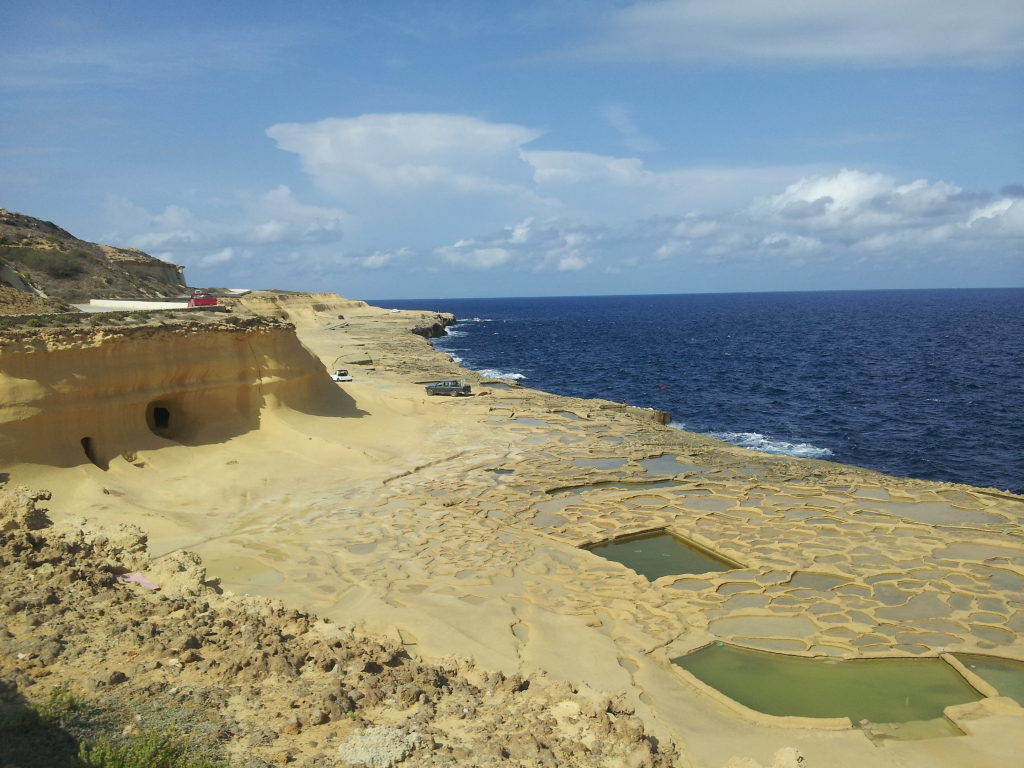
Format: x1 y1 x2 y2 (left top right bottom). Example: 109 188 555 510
0 208 187 303
0 316 348 468
598 401 672 426
0 483 679 767
99 245 185 289
410 314 457 339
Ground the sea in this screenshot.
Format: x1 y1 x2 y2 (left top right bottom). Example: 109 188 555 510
376 290 1024 495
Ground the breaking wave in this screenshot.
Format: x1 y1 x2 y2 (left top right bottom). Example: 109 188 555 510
709 432 833 459
477 368 526 380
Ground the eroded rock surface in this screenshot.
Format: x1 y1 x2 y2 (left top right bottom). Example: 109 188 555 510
0 481 678 767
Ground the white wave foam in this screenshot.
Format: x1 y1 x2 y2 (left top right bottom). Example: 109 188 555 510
448 355 463 364
709 431 833 459
477 368 526 380
461 318 491 322
667 421 687 430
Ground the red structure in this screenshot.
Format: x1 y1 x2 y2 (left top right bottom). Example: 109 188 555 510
187 290 218 307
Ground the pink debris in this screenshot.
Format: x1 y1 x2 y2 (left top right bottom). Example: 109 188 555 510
117 572 160 590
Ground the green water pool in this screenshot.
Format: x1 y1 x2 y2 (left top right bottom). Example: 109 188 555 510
673 644 983 724
955 654 1024 706
585 531 735 581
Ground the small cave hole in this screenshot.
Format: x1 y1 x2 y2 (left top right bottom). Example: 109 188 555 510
153 407 170 430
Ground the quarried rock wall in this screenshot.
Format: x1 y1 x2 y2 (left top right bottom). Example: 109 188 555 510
0 317 344 468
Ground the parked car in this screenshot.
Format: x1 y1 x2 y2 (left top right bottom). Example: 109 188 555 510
187 290 218 307
331 369 353 382
425 379 471 396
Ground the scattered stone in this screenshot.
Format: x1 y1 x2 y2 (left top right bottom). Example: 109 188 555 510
337 726 418 768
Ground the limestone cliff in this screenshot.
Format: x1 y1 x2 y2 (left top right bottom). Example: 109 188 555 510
0 316 348 468
223 290 370 323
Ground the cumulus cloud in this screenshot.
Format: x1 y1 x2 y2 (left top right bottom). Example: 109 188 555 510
359 248 410 270
102 112 1022 287
431 168 1021 275
266 113 821 235
267 114 542 197
102 186 358 284
579 0 1024 66
641 169 1023 266
434 219 605 272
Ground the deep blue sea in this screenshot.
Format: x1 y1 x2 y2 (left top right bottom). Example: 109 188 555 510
376 290 1024 494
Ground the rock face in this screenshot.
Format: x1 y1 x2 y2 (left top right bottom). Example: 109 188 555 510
410 314 457 339
0 481 679 768
0 316 346 467
224 290 371 322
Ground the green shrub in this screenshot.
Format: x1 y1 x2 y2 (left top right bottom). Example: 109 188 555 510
0 687 82 733
11 248 87 279
76 729 225 768
25 317 43 327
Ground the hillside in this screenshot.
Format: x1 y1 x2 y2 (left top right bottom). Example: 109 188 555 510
0 208 186 306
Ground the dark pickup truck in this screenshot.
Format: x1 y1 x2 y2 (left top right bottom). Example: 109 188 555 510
425 379 472 396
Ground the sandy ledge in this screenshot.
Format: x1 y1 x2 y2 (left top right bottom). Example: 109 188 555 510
2 291 1023 768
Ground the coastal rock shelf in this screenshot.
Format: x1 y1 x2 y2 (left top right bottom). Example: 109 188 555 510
6 291 1024 768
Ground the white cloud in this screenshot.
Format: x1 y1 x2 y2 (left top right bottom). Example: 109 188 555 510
266 113 822 240
436 246 513 270
640 169 1022 265
752 169 968 229
101 113 1021 287
429 168 1021 275
359 248 410 269
102 186 360 284
434 218 605 273
201 247 235 267
581 0 1024 66
267 114 542 197
557 254 590 271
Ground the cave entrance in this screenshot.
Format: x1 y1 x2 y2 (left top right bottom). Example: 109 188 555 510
81 437 105 470
146 400 177 438
153 407 170 430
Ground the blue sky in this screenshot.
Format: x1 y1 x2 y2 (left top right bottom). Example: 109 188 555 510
2 1 1022 298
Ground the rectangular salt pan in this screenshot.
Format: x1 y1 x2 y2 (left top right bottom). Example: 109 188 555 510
674 644 982 724
585 531 735 581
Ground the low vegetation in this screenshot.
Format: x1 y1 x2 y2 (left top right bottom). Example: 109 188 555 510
0 208 185 303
